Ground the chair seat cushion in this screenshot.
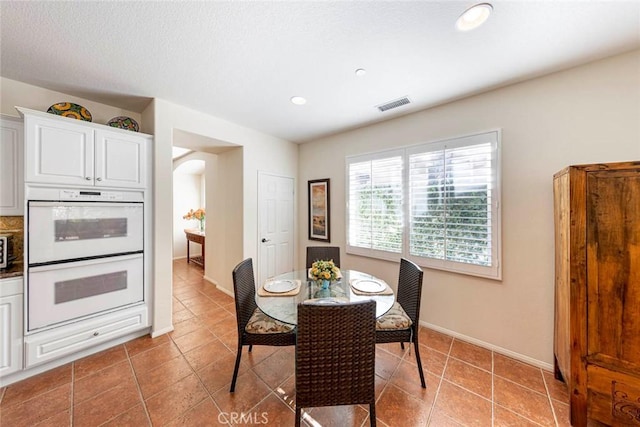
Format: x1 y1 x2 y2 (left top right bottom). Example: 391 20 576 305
376 302 412 330
245 308 295 334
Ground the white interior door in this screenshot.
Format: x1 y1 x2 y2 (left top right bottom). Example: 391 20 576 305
258 173 294 286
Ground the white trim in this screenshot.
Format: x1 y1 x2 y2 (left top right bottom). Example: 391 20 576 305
215 286 234 298
204 276 234 298
421 321 554 372
151 325 174 338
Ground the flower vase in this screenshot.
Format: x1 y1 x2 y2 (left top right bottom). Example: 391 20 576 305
198 219 205 232
321 279 330 290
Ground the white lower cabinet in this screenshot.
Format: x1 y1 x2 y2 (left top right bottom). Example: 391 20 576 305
25 305 147 368
0 278 24 378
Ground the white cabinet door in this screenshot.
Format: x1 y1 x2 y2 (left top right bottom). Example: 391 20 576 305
95 129 146 189
22 109 149 190
0 293 23 378
25 114 94 186
0 116 24 215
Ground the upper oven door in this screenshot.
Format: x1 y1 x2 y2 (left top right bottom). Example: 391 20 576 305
28 201 143 264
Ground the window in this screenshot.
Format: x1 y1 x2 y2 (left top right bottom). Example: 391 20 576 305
346 130 501 279
347 150 404 256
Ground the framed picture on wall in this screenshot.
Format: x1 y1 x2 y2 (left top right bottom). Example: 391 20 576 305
308 178 330 242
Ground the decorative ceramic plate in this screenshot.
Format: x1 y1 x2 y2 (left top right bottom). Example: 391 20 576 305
107 116 139 132
351 279 386 293
47 102 92 121
264 280 297 293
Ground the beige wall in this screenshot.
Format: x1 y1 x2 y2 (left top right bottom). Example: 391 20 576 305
151 98 298 335
298 49 640 368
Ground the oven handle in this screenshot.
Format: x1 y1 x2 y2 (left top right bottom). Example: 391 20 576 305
28 253 143 272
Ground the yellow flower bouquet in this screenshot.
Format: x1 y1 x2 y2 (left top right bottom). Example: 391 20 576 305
310 259 340 282
183 208 206 231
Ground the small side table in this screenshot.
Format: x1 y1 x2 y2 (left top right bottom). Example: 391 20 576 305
184 229 205 269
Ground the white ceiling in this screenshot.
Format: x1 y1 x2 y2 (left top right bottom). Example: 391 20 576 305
1 1 639 143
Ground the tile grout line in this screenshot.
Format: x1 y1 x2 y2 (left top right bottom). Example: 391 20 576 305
234 348 297 425
541 369 561 427
491 349 494 427
70 362 75 426
165 327 225 426
124 343 154 426
425 333 454 426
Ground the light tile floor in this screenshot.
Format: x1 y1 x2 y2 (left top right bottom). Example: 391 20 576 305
0 259 571 426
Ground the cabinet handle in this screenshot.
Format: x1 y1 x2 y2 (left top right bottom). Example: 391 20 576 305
93 331 99 336
96 177 102 181
85 177 91 181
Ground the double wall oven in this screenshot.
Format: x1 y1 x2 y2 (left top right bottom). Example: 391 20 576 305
27 188 144 332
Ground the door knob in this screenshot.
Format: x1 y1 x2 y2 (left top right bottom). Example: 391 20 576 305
261 238 270 243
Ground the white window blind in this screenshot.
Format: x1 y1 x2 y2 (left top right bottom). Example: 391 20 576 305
346 131 501 279
347 152 403 255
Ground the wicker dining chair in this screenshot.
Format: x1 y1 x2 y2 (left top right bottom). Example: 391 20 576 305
295 299 377 427
230 258 296 392
375 258 426 388
305 246 341 268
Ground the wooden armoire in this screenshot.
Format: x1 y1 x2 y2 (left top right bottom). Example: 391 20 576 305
553 161 640 426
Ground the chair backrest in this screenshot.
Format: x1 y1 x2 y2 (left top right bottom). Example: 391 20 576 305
232 258 259 333
296 300 376 408
305 246 341 268
396 258 424 325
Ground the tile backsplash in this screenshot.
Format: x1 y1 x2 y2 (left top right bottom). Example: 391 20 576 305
0 216 24 264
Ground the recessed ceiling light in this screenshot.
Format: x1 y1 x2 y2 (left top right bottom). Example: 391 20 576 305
456 3 493 31
290 96 307 105
355 68 367 77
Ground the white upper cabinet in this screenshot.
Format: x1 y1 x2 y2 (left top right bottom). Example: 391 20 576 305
95 129 146 188
0 116 24 215
19 107 150 189
25 113 94 186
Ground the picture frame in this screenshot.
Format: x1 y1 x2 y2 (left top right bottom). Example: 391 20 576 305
308 178 330 242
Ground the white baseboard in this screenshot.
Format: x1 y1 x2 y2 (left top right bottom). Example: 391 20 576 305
172 255 187 260
151 325 174 338
203 275 234 298
421 321 554 372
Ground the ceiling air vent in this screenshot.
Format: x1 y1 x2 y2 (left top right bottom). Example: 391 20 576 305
376 96 411 112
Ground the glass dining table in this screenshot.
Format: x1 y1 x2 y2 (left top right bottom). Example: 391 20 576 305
255 269 395 325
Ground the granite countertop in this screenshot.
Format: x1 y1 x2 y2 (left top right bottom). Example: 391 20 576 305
0 262 24 279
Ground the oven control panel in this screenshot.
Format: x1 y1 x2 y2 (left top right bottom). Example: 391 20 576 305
59 190 124 200
25 187 144 203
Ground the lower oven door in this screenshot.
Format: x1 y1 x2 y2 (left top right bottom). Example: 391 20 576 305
28 253 144 331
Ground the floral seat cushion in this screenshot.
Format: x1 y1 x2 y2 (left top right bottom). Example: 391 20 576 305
376 301 412 330
245 308 294 334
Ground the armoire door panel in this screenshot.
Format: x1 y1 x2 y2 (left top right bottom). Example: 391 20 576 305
587 171 640 366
